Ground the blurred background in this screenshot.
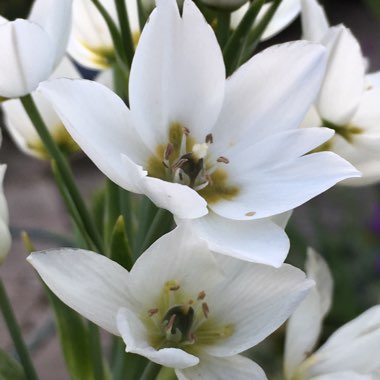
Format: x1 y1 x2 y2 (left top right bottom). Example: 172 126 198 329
0 0 380 378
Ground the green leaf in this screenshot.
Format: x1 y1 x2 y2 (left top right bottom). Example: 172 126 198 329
0 349 26 380
46 290 94 380
109 216 133 270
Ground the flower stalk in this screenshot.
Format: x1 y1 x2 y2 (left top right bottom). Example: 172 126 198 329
20 94 104 253
0 279 39 380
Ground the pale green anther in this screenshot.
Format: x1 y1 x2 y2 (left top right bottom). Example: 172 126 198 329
322 119 363 144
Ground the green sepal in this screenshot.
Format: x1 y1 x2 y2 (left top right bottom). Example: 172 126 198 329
109 215 133 270
0 349 26 380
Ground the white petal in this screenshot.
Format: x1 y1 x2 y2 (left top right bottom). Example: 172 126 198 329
117 308 199 369
68 0 114 69
2 58 80 158
38 79 150 188
0 20 54 97
285 249 333 379
28 0 72 66
301 0 329 42
203 263 313 356
179 212 289 266
301 106 323 128
317 26 365 125
211 150 359 221
260 0 301 41
177 354 267 380
211 41 326 154
351 87 380 135
303 306 380 376
306 248 333 317
284 286 322 379
141 175 208 219
129 0 225 149
366 71 380 87
27 249 130 335
329 134 380 186
126 223 224 307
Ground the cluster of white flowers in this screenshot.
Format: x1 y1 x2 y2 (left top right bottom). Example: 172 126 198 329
1 0 379 378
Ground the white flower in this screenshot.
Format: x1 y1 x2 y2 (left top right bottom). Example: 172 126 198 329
301 0 380 186
28 224 314 379
68 0 139 69
39 0 359 265
1 57 80 159
0 133 11 265
231 0 301 41
0 0 72 98
284 248 380 380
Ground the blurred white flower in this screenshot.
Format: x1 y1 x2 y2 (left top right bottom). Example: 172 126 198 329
39 0 359 266
2 57 81 159
0 0 72 98
285 248 380 380
68 0 139 69
231 0 301 41
0 133 11 265
28 224 314 379
301 0 380 186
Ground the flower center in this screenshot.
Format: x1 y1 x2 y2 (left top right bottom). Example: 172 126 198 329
144 280 233 351
147 123 240 204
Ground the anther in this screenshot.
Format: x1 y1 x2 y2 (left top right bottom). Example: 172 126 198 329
197 291 206 300
202 302 209 318
172 157 189 171
182 127 190 136
217 156 229 164
245 211 256 217
205 133 213 144
170 284 180 291
148 308 159 317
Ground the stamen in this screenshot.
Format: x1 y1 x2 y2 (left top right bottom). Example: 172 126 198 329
182 127 190 136
170 284 180 291
217 156 229 164
202 302 209 319
164 143 174 160
172 157 189 171
205 133 213 144
148 308 159 317
165 314 177 333
245 211 256 217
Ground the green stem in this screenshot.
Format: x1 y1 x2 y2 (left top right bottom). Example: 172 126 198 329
20 95 103 253
140 361 162 380
104 179 121 249
88 323 105 380
240 0 283 64
0 279 39 380
91 0 130 67
215 10 231 48
223 0 265 76
114 0 135 64
51 160 95 250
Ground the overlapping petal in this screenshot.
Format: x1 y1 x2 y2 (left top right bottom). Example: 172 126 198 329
177 354 267 380
0 0 72 97
317 26 365 125
211 41 327 153
27 248 131 335
301 0 329 42
181 212 290 266
129 0 225 149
